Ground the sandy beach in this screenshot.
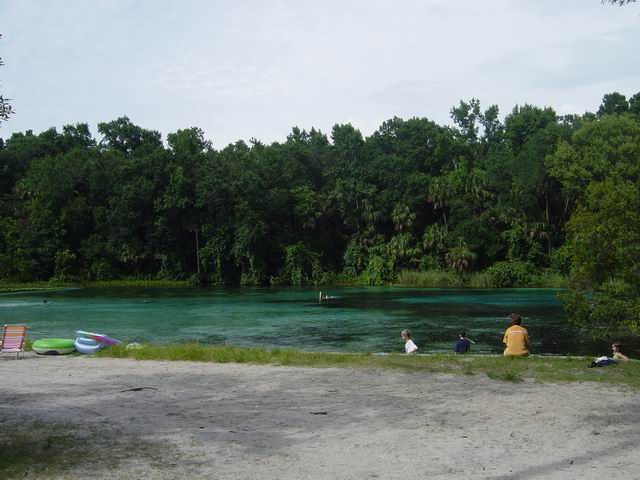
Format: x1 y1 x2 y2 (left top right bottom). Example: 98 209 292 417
1 354 639 479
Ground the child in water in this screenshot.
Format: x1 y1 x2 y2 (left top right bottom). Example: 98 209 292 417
401 329 418 354
454 332 474 354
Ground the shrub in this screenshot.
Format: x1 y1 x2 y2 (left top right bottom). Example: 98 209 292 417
53 250 78 281
278 242 322 286
395 269 462 287
468 272 495 288
87 260 116 281
361 255 389 286
486 260 536 287
550 246 572 275
342 240 370 277
532 270 569 288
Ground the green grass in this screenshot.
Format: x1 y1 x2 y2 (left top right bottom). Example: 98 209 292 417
467 272 496 288
0 421 79 478
98 343 640 389
532 271 569 289
393 269 569 289
0 420 171 479
84 279 192 287
394 269 463 288
487 370 524 382
1 271 569 291
0 281 77 293
0 279 191 293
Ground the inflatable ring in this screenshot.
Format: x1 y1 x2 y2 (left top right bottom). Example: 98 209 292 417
76 330 121 346
32 338 76 355
74 330 121 355
74 337 103 355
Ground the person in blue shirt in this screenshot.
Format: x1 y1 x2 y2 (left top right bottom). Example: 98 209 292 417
454 332 474 354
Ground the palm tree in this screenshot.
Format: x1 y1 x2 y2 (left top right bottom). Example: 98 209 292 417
392 204 416 232
446 241 476 274
427 180 451 233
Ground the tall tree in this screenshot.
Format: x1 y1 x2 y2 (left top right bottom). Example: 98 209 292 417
0 34 14 126
627 92 640 116
552 114 640 338
597 92 628 117
561 180 640 338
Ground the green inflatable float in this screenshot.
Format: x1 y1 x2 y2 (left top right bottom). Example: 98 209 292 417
32 338 76 355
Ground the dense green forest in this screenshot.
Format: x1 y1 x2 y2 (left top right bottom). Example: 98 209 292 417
1 91 639 337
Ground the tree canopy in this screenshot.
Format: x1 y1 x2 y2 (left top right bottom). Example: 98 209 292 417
1 90 639 339
603 0 636 5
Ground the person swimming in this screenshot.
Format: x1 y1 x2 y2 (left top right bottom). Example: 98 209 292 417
319 292 338 302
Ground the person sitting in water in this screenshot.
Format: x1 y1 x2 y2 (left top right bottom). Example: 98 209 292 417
319 291 337 302
454 331 474 354
502 313 529 357
401 329 418 354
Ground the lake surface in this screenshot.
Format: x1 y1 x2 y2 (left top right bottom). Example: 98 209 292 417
0 287 612 355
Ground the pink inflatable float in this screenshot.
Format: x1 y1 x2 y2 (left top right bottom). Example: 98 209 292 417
74 330 121 355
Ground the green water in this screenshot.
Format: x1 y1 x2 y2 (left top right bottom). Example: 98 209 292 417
0 287 611 355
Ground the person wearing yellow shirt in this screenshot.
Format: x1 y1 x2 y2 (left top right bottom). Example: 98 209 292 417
503 313 529 356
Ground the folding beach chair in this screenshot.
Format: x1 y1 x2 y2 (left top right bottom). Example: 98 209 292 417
1 324 28 359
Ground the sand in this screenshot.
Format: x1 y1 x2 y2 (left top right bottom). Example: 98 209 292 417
1 354 639 479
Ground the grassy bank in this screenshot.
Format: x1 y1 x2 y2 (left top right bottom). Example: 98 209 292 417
0 279 192 293
98 343 640 389
393 269 569 289
0 281 77 293
82 279 192 287
2 268 569 292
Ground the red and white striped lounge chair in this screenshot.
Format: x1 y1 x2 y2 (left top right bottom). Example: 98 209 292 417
1 324 28 359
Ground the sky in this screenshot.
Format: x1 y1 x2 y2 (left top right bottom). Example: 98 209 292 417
1 0 639 148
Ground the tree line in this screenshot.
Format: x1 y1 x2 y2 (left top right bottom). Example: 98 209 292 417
1 91 639 337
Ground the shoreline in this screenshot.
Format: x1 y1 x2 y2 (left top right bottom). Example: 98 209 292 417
96 343 640 389
0 273 569 293
11 341 639 388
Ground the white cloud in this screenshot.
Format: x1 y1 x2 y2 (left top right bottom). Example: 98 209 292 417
1 0 638 147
